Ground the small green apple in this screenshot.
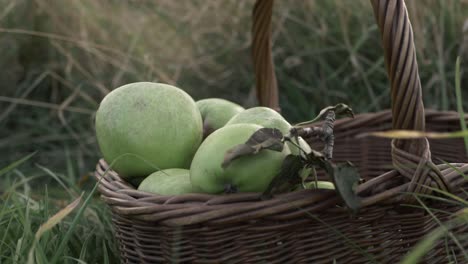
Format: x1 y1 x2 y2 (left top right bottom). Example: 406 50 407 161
303 181 335 190
190 123 290 194
196 98 244 137
226 107 311 155
95 82 203 179
138 169 199 195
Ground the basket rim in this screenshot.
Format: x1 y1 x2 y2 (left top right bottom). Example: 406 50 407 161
95 159 467 227
95 158 343 225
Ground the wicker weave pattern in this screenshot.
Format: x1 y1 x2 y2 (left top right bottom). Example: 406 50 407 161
107 205 466 264
370 0 452 203
252 0 279 111
95 110 468 263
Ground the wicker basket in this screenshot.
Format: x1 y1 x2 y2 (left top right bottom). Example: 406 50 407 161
95 0 468 263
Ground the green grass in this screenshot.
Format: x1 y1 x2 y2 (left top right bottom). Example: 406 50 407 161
1 0 467 168
0 155 119 263
0 0 467 263
0 0 466 176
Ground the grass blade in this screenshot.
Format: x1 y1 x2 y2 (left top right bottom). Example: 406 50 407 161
454 57 468 155
401 208 468 264
102 240 109 264
0 152 37 177
35 164 77 198
360 130 468 139
401 227 448 264
35 195 83 239
78 227 95 260
27 194 83 264
50 180 101 263
64 256 88 264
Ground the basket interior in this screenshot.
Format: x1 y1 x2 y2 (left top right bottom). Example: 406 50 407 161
307 110 468 181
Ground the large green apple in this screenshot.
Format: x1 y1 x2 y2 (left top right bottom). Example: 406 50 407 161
95 82 203 179
196 98 244 137
190 123 290 194
225 107 311 155
138 169 200 195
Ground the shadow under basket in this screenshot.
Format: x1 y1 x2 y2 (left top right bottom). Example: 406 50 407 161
94 109 468 264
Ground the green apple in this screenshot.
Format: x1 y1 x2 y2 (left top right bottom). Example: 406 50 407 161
226 107 311 155
226 107 290 132
196 98 244 137
303 181 335 190
138 169 199 195
95 82 203 179
190 123 290 194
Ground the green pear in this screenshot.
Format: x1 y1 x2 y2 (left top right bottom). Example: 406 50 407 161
138 169 199 195
196 98 244 137
95 82 203 179
190 123 290 194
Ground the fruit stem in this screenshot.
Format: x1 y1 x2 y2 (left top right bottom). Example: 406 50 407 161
290 110 335 160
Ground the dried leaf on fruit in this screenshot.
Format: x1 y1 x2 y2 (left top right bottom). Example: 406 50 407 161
222 128 284 169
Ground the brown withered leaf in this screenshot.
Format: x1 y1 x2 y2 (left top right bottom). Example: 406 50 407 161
332 162 361 212
305 151 361 212
262 154 304 198
222 128 284 169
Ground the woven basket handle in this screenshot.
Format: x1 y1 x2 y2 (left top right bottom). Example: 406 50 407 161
370 0 451 195
252 0 452 196
252 0 280 112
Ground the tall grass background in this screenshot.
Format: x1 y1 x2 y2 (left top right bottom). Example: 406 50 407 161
0 0 467 263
